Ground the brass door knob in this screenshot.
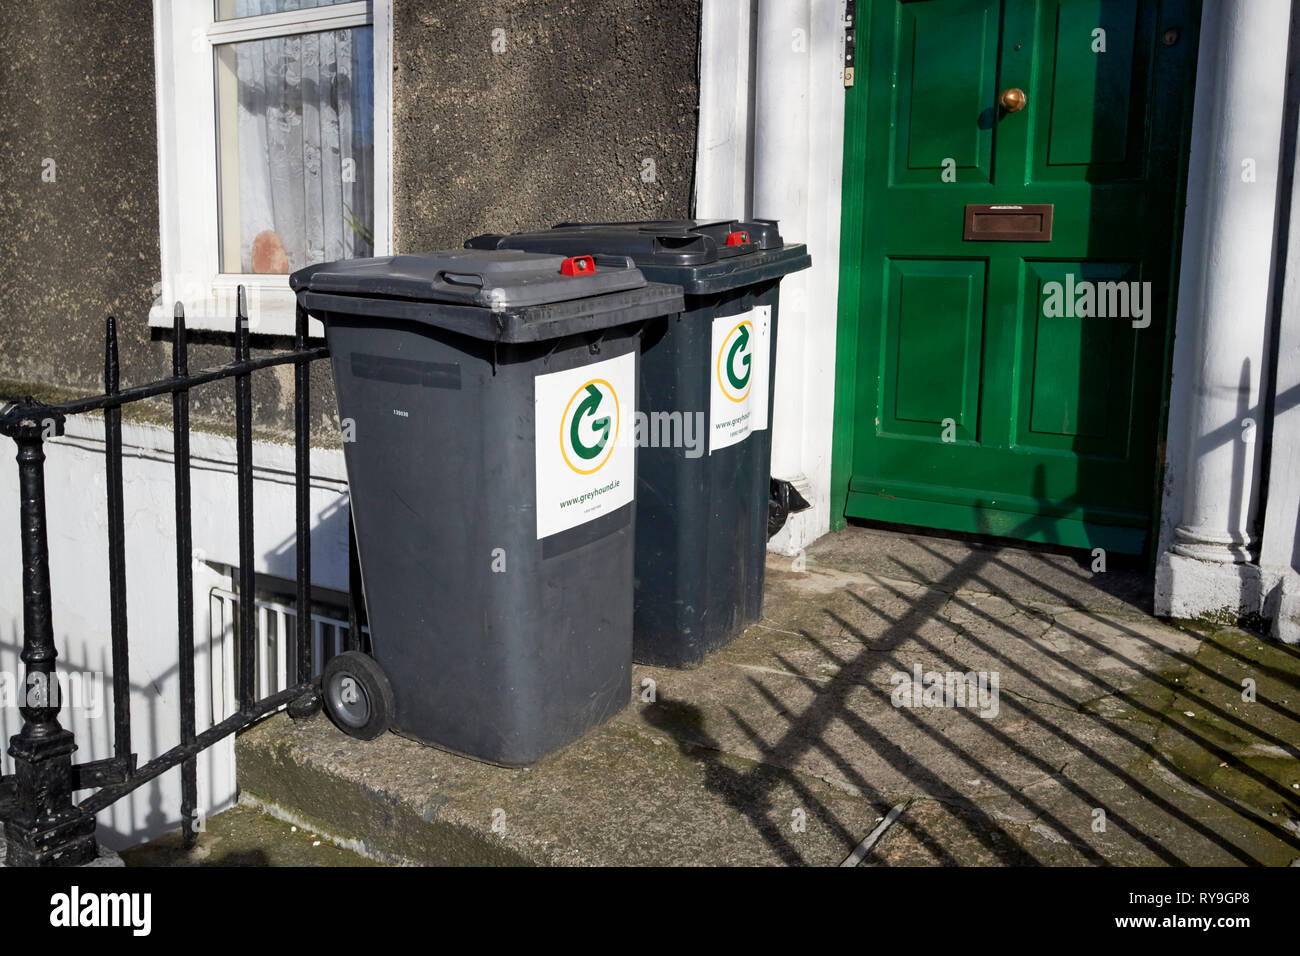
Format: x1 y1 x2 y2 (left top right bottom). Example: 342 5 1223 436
1000 87 1027 112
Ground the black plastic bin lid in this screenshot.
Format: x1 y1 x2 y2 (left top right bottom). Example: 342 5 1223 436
291 249 684 344
290 248 646 310
465 219 811 295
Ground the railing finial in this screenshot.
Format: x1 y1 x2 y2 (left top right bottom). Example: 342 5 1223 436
235 285 250 362
172 302 188 378
104 314 119 395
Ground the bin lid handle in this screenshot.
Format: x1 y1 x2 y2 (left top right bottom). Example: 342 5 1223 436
437 271 485 288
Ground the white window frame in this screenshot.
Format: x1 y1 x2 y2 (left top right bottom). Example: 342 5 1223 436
150 0 393 336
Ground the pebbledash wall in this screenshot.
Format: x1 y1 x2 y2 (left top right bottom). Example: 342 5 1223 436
0 0 699 848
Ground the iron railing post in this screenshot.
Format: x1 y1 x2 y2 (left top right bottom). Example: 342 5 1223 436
104 316 133 767
288 302 322 719
234 289 256 714
0 402 97 866
171 304 200 847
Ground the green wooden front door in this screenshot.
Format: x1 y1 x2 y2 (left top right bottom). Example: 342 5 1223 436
833 0 1199 553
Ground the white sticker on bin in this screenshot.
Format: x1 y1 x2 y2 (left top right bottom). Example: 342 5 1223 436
534 352 636 539
709 305 771 453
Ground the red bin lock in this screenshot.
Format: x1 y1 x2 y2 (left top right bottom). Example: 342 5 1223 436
725 231 750 246
560 255 596 276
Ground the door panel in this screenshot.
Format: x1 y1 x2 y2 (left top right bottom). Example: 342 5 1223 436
1018 259 1139 455
840 0 1199 553
896 0 1000 184
885 259 986 440
1043 0 1145 172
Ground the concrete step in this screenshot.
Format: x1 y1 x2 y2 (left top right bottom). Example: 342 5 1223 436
119 802 380 867
235 702 888 866
234 532 1300 867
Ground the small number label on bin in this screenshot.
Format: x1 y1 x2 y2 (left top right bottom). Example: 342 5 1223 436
709 305 771 453
534 353 636 538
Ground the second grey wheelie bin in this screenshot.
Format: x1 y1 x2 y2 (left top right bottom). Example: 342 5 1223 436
467 221 810 667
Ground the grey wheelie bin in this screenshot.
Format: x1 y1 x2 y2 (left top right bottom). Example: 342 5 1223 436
467 221 810 667
290 249 683 765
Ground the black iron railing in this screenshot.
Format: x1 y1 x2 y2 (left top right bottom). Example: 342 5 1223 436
0 289 338 866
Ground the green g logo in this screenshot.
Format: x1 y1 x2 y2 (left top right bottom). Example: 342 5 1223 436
560 378 619 474
717 320 754 402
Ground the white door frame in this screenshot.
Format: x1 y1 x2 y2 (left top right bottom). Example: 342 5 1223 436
694 0 848 555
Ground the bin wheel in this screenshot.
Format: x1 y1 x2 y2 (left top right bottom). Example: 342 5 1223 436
322 651 394 741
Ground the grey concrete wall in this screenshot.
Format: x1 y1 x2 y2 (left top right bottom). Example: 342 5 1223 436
0 0 700 439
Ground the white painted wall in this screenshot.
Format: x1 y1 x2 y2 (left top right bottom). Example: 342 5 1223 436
1260 7 1300 643
695 0 847 555
1262 198 1300 578
0 419 349 849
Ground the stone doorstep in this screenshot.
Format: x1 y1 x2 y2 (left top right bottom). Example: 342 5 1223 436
234 708 894 867
209 529 1300 865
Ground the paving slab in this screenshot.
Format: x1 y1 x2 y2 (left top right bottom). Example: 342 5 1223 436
229 524 1300 866
808 522 1154 617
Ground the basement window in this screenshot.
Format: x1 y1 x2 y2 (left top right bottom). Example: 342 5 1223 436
206 568 368 725
150 0 393 336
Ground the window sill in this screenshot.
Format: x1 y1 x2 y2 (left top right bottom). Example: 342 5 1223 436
147 278 325 339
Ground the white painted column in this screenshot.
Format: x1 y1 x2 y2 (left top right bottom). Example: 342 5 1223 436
694 0 754 218
1156 0 1291 620
695 0 849 553
749 0 847 553
754 0 813 484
